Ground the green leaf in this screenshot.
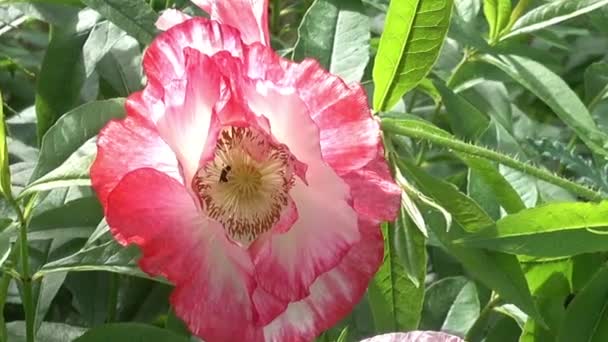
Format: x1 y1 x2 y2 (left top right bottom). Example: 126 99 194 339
480 54 608 157
74 323 189 342
81 0 158 45
7 322 86 342
530 139 608 192
442 281 481 336
368 222 426 333
557 265 608 342
585 62 608 109
372 0 453 111
20 143 95 198
34 9 99 143
421 276 480 335
83 21 127 78
0 232 10 268
405 166 541 323
503 0 608 40
389 115 526 214
457 201 608 257
96 36 143 97
31 98 125 182
483 0 512 41
395 207 427 287
397 158 494 233
0 91 11 198
35 240 167 283
293 0 370 83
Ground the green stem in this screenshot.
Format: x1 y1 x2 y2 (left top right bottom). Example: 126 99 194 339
588 87 608 113
430 50 474 124
0 270 11 341
106 274 119 322
381 118 604 201
271 0 281 36
465 295 501 341
9 198 34 342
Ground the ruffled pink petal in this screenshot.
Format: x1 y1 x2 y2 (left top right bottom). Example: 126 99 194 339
342 151 401 223
155 9 192 31
90 113 180 209
192 0 270 45
106 168 263 341
243 84 360 301
361 332 464 342
263 218 384 342
143 18 244 86
244 44 380 176
154 48 222 183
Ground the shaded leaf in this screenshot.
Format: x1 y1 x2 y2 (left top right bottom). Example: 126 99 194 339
503 0 608 40
293 0 370 83
81 0 158 45
34 9 99 142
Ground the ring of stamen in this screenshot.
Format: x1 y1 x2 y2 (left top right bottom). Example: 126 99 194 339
193 126 295 247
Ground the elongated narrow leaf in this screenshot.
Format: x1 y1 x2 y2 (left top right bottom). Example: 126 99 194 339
403 163 541 323
293 0 370 83
480 54 608 157
368 222 425 333
421 276 480 334
21 141 95 198
81 0 158 45
397 159 494 233
388 115 525 213
74 323 189 342
0 232 10 268
585 62 608 107
0 91 11 198
458 201 608 257
483 0 511 41
373 0 453 111
31 98 125 182
35 241 163 282
503 0 608 40
557 265 608 342
35 9 99 143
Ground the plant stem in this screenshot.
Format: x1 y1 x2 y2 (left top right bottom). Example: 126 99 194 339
106 274 119 322
465 295 501 341
9 198 34 342
0 270 11 341
381 118 604 201
271 0 281 36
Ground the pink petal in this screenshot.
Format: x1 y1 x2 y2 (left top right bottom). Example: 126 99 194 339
263 218 384 341
244 84 360 301
155 9 192 31
342 151 402 223
361 332 465 342
192 0 270 45
106 168 262 341
154 48 222 184
90 113 180 209
143 18 244 87
244 44 380 176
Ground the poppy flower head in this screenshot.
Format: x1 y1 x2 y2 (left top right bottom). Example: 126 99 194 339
91 2 401 341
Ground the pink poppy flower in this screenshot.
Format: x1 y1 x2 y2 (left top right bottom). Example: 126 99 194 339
90 1 400 341
362 332 464 342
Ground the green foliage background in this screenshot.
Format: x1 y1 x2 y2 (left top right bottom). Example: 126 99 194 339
1 0 608 341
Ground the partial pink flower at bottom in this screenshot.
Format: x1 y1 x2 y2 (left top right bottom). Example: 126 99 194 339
91 8 400 342
361 332 464 342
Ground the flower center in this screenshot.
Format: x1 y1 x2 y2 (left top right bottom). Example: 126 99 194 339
193 126 295 247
